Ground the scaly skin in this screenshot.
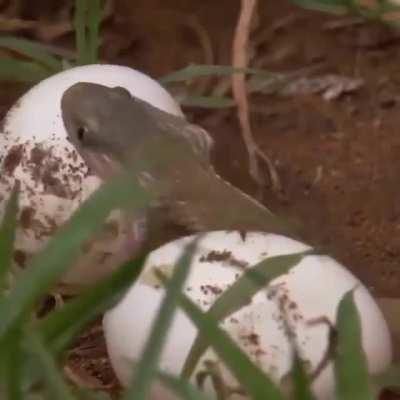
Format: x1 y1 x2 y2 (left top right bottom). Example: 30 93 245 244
61 82 295 256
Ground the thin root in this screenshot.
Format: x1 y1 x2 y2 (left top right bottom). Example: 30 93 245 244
232 0 282 197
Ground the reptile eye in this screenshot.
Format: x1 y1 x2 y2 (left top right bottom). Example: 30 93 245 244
77 126 88 141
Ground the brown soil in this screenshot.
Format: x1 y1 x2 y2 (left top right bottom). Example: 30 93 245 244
2 0 400 397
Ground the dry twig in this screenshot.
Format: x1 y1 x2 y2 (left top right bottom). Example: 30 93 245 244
232 0 282 196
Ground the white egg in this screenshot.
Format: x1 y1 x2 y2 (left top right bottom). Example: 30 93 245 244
0 64 182 286
103 231 392 399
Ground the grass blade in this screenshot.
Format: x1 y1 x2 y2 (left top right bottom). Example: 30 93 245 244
334 289 374 400
86 0 102 64
27 332 75 400
179 293 283 400
0 172 150 341
74 388 112 400
157 370 211 400
2 328 23 400
288 0 349 14
179 95 235 109
0 36 62 71
0 58 52 82
122 238 200 400
205 252 308 320
74 0 89 65
183 251 309 377
159 64 276 84
0 186 19 292
290 352 315 400
371 364 400 396
39 255 146 354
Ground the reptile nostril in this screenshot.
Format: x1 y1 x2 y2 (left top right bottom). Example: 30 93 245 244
77 126 87 141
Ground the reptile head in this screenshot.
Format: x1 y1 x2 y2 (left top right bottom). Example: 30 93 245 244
62 83 129 148
61 82 214 181
61 82 144 178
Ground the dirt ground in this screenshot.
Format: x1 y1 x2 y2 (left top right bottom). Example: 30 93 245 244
2 0 400 397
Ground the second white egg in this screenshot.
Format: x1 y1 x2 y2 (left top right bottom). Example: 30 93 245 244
103 231 392 399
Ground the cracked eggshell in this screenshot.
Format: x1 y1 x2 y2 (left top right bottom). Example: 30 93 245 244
0 64 183 285
103 231 392 400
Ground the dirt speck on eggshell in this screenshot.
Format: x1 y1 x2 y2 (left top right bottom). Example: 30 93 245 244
99 220 120 241
200 284 223 296
241 332 260 347
30 145 47 166
20 206 35 229
239 231 249 241
199 249 249 269
3 144 24 175
13 249 27 267
29 146 68 198
200 249 232 263
43 214 58 236
0 140 92 246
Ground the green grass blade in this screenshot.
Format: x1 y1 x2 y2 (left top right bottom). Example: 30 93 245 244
371 364 400 396
39 256 146 354
179 95 235 109
0 36 62 71
0 172 150 341
27 332 75 400
179 293 283 400
205 252 308 319
334 289 374 400
74 388 112 400
2 328 23 400
0 186 19 292
122 239 200 400
381 1 400 12
247 73 301 95
183 251 309 377
290 352 315 400
290 0 400 22
86 0 102 64
0 58 52 82
159 64 276 84
288 0 349 14
157 371 211 400
74 0 89 65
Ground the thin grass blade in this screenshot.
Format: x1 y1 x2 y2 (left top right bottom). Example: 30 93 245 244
183 251 310 377
0 186 19 292
27 332 75 400
179 95 235 108
39 255 146 354
334 289 374 400
0 172 150 340
288 0 349 14
0 37 62 71
74 0 89 65
289 351 315 400
2 328 23 400
86 0 102 63
75 388 112 400
180 293 283 400
159 64 276 84
371 364 400 396
157 370 212 400
122 238 200 400
0 58 52 82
